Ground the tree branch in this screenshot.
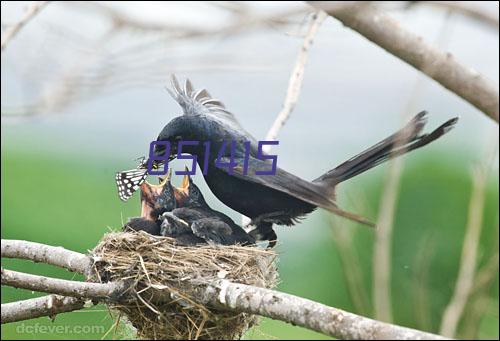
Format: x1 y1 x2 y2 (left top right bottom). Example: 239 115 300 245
1 295 85 324
411 1 499 29
202 279 450 340
1 268 125 300
1 1 50 51
264 11 327 145
1 239 91 275
244 10 326 226
308 2 499 123
1 239 451 339
439 163 491 337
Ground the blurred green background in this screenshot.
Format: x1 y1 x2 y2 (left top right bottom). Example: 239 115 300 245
2 145 498 340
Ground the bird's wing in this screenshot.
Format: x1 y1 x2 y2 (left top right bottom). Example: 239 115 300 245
190 218 234 245
171 207 207 222
218 157 375 226
166 75 250 134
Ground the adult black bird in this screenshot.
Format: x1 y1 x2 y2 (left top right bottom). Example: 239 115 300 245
121 76 458 246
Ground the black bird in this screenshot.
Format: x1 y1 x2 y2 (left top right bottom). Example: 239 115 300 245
161 170 255 246
120 76 458 246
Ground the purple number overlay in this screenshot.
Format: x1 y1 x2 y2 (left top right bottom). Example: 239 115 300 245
147 141 170 175
255 141 278 175
175 140 198 176
147 140 278 176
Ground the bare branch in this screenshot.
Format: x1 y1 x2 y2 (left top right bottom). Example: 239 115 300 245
1 268 125 300
78 1 309 38
1 295 85 324
244 10 326 226
439 164 491 337
412 1 499 29
309 2 499 123
264 11 327 145
202 279 450 340
1 1 50 51
1 239 92 275
462 230 499 339
1 239 451 339
372 148 402 323
330 217 371 316
471 246 499 295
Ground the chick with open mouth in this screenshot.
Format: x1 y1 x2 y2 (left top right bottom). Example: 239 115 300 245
123 168 255 247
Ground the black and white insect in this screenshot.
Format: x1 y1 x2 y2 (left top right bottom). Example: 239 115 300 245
115 168 148 202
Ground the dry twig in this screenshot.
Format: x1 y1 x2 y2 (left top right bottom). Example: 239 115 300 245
439 164 491 337
244 10 326 226
264 11 327 146
411 1 499 29
1 1 49 51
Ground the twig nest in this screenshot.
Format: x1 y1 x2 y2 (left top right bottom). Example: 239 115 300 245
90 231 278 340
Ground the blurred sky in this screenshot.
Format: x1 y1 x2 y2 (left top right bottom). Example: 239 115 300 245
2 1 499 222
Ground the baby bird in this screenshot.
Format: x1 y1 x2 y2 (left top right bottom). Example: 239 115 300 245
123 168 255 246
161 169 255 246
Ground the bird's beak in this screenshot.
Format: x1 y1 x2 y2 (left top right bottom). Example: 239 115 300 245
177 167 190 195
147 168 172 189
140 168 175 220
157 168 172 186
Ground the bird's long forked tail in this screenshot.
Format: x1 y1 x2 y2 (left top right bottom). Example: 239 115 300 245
314 111 458 186
313 111 458 227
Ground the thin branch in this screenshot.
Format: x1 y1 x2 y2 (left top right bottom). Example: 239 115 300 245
371 152 401 322
439 165 490 337
78 1 309 38
244 10 326 226
411 1 499 29
471 247 499 295
412 233 436 332
308 2 499 123
330 217 371 316
1 295 85 324
462 240 499 339
1 239 451 340
1 239 92 275
1 268 125 300
264 11 327 146
1 1 50 51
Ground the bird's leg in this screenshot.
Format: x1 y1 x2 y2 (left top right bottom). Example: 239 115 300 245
248 221 277 248
247 211 284 248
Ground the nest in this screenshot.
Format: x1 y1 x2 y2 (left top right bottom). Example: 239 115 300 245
90 231 278 340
